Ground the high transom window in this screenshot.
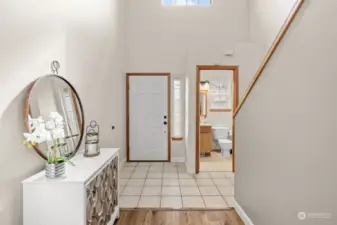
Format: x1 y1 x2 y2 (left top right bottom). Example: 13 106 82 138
163 0 212 6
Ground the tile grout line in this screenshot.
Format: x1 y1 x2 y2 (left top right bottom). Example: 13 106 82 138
160 163 164 208
136 164 151 208
198 171 209 208
162 165 182 208
179 166 184 209
201 172 226 208
180 168 190 208
177 167 183 208
212 177 226 204
212 174 233 208
224 172 235 207
120 163 136 195
121 162 138 208
135 162 145 207
176 165 183 208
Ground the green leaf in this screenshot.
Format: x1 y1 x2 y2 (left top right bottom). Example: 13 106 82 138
66 160 75 166
56 158 65 163
48 152 53 164
55 156 75 166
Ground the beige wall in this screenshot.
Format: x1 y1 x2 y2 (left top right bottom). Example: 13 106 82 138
249 0 297 52
0 0 125 224
125 0 250 73
235 1 337 224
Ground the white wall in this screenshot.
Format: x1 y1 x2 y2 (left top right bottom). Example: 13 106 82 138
200 70 233 128
249 0 297 52
236 1 337 224
125 0 250 73
0 0 125 224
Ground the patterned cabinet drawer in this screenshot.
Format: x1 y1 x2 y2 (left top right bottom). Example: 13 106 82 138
86 156 118 225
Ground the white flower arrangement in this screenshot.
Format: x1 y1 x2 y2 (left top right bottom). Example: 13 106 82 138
23 112 74 165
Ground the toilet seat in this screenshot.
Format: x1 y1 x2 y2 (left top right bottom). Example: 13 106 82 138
219 139 232 144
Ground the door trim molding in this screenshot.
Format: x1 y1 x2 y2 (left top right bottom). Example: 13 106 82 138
126 73 171 162
196 65 239 174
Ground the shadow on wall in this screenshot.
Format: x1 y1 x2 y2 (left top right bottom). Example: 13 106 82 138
0 85 44 225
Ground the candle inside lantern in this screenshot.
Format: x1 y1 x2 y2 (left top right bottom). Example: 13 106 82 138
85 141 99 156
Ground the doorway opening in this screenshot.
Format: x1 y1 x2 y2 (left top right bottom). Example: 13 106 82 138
196 65 239 174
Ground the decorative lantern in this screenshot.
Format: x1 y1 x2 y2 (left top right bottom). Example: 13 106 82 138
84 120 100 157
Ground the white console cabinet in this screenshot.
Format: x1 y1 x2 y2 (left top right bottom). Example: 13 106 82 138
22 148 120 225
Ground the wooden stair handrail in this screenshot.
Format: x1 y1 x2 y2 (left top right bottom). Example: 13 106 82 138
233 0 305 118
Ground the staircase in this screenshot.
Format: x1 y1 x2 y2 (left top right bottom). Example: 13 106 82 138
233 0 337 224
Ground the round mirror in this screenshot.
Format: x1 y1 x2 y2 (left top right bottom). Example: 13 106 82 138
23 75 84 160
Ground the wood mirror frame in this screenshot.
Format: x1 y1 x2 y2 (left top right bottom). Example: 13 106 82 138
23 75 85 160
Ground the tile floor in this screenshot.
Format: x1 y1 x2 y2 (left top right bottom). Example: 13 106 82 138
119 162 235 209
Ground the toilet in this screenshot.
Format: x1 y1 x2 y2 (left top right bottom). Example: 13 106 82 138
219 139 232 157
212 126 232 157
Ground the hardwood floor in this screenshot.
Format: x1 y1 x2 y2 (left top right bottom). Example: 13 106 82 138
116 208 244 225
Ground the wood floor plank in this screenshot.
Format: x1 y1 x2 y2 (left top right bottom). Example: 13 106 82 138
225 210 244 225
152 211 172 225
183 212 200 225
115 209 244 225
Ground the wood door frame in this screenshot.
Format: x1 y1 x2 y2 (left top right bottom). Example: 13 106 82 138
196 65 239 174
126 73 171 162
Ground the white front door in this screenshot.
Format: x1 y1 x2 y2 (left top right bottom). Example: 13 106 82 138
128 75 170 161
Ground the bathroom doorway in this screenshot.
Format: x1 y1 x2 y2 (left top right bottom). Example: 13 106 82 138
196 65 239 174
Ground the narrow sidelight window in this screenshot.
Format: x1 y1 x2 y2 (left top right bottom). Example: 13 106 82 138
172 78 183 138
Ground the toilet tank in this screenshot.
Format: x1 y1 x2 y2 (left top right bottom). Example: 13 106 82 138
212 126 230 139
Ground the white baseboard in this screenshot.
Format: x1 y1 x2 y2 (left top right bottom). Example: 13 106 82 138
119 158 126 168
233 199 254 225
186 161 195 174
171 157 185 163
